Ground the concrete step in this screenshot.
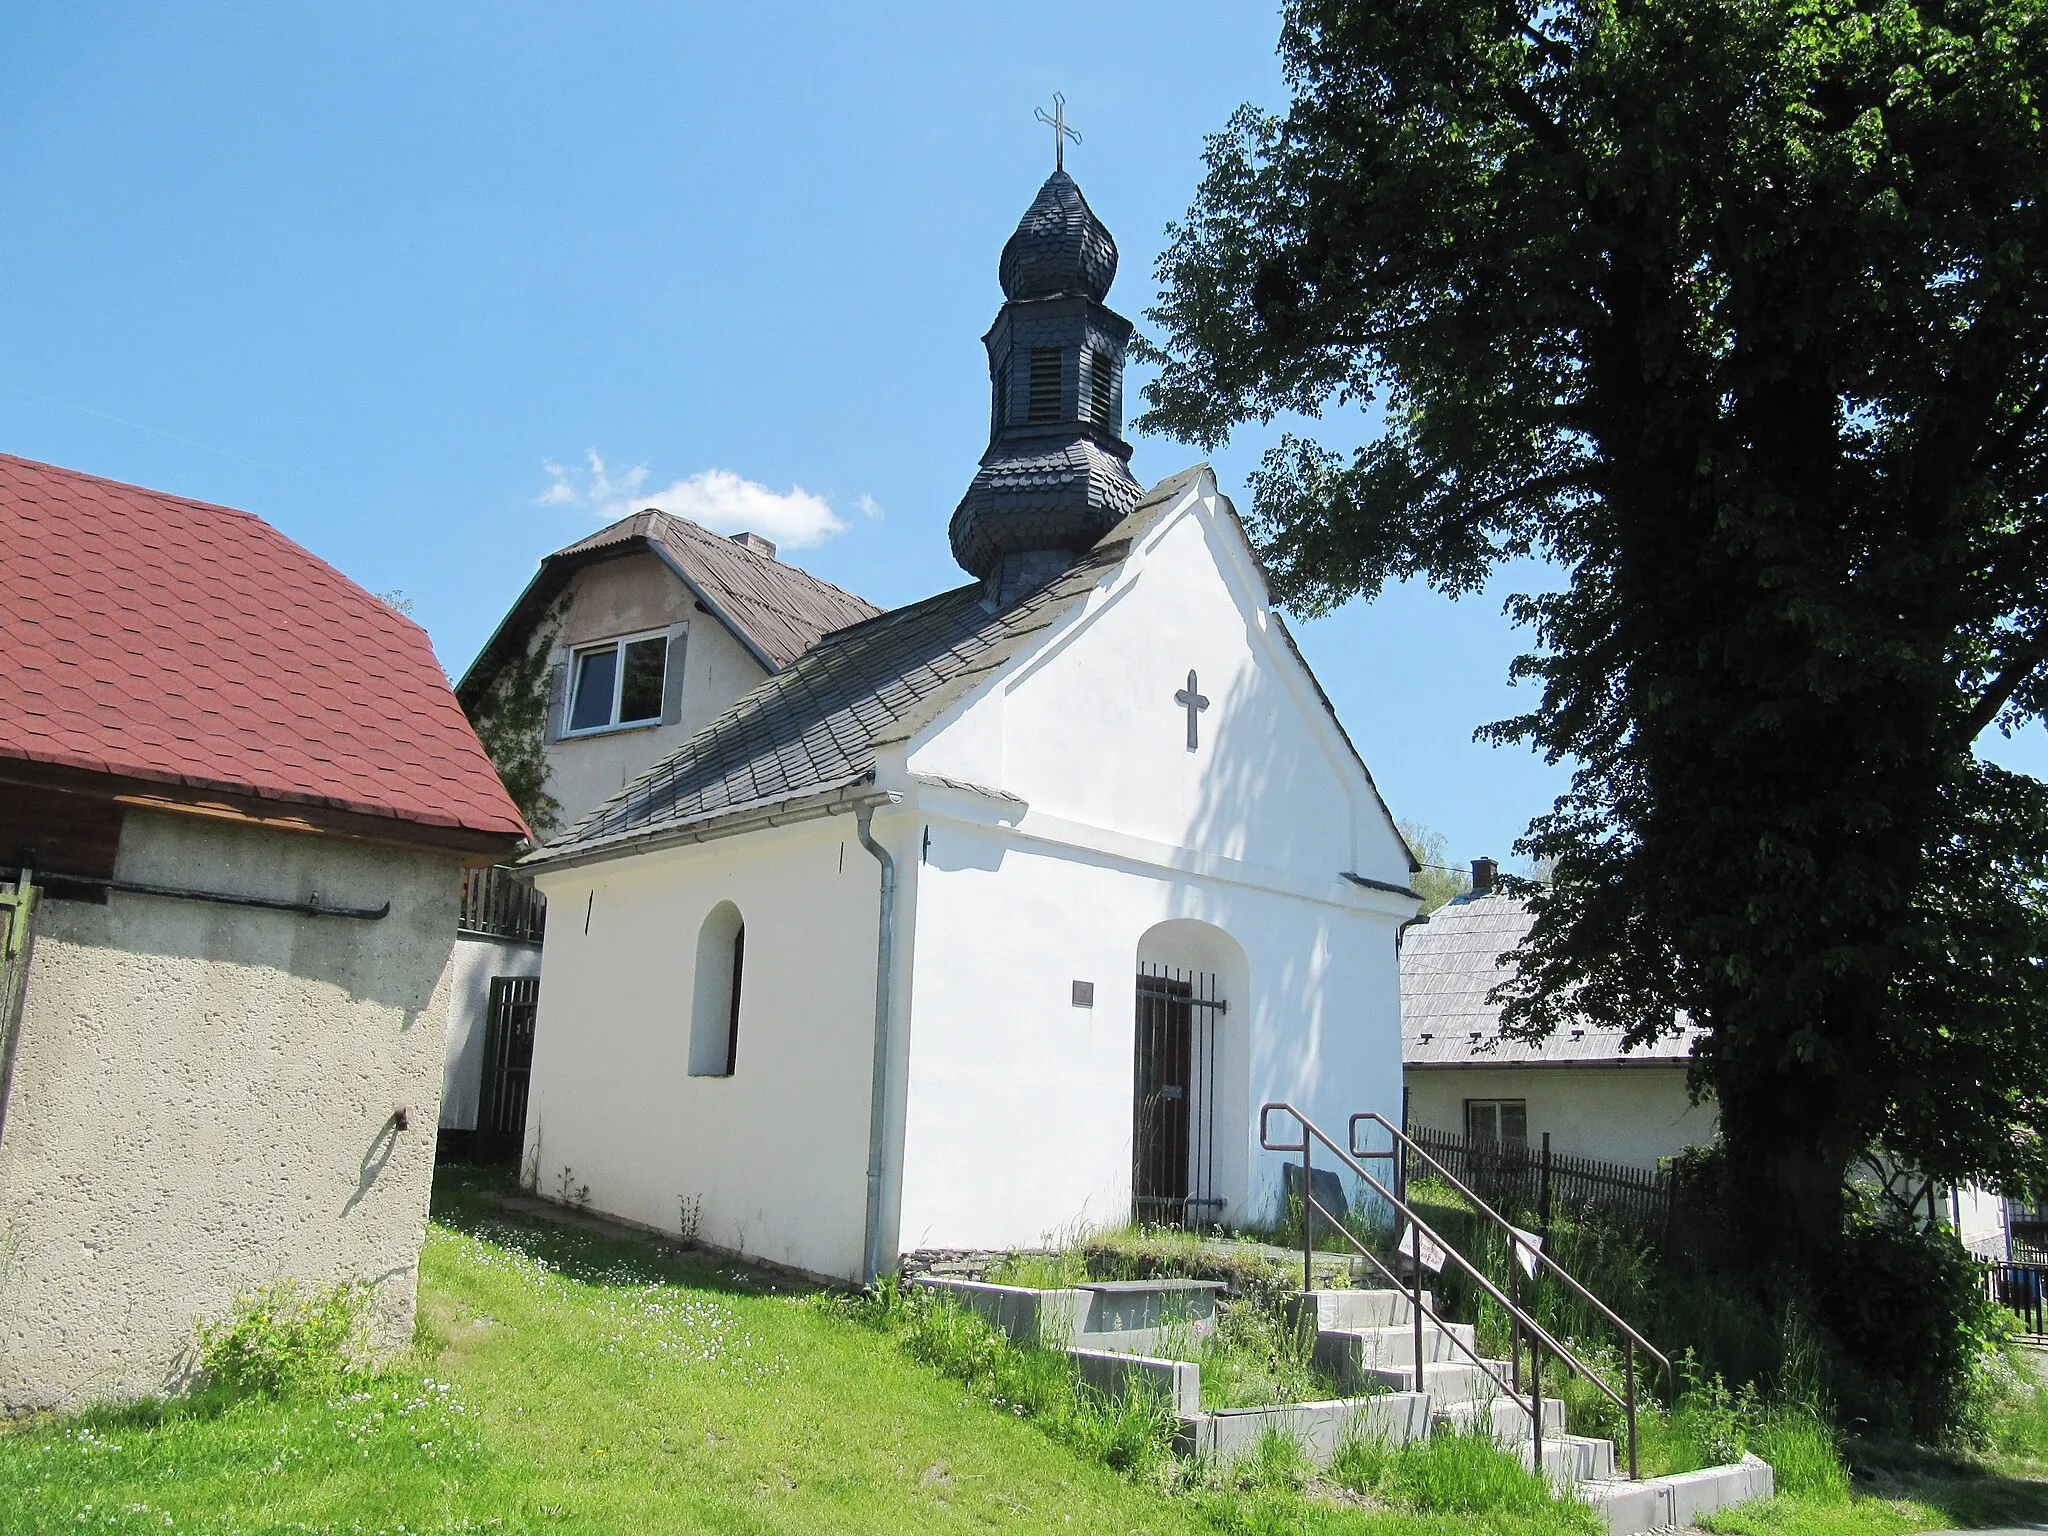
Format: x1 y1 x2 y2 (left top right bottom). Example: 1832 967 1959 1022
1521 1431 1617 1484
1314 1320 1475 1389
1177 1391 1434 1468
1579 1454 1775 1534
1433 1390 1567 1442
1290 1287 1434 1332
1362 1358 1519 1406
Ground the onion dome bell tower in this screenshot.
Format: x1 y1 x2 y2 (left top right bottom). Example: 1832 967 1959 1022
949 168 1143 606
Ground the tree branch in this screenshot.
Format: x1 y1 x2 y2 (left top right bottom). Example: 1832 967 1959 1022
1962 630 2048 740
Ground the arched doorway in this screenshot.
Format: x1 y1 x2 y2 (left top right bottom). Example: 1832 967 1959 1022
1134 920 1248 1227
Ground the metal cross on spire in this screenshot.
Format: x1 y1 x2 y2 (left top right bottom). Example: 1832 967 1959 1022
1035 92 1081 173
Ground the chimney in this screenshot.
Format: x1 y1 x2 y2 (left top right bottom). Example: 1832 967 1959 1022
730 531 777 559
1471 857 1498 896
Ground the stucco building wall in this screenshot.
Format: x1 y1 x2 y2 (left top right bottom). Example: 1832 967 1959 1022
526 815 886 1281
0 811 461 1410
1405 1064 1717 1169
540 555 770 827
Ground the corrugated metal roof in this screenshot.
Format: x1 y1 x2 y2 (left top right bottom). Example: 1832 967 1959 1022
1402 891 1697 1066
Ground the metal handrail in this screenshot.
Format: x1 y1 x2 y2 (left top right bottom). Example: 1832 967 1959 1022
1264 1102 1648 1479
1350 1111 1674 1390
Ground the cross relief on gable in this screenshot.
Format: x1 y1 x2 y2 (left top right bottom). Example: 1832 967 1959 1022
1175 670 1209 752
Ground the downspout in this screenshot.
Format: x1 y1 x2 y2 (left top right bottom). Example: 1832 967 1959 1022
854 802 897 1287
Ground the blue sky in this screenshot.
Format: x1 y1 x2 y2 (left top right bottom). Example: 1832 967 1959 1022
3 3 2038 872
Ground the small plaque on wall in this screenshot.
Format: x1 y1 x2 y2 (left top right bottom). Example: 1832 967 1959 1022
1071 980 1095 1008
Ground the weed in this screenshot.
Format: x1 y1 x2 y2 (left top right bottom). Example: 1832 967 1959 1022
555 1164 590 1209
194 1279 368 1399
677 1193 701 1245
1331 1422 1600 1528
985 1249 1091 1289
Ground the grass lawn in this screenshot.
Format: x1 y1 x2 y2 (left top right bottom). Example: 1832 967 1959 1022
0 1169 2041 1535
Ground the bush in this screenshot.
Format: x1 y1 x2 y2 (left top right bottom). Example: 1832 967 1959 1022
1817 1209 2004 1444
196 1279 369 1398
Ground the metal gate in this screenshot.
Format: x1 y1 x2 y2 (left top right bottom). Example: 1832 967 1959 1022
477 975 539 1163
1133 964 1224 1226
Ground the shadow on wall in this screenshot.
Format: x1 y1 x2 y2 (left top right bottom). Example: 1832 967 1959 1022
34 811 459 1015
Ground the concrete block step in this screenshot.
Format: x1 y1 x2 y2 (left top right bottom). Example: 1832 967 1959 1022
1521 1431 1617 1484
1177 1391 1434 1468
1433 1391 1567 1442
1579 1454 1774 1535
1364 1358 1517 1406
1314 1321 1475 1389
1290 1288 1434 1332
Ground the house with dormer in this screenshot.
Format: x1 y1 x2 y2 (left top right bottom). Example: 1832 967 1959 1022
439 512 879 1157
510 168 1422 1283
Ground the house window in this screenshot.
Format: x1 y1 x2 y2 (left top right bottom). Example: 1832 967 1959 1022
1027 347 1063 422
1465 1099 1528 1145
689 901 744 1077
566 632 668 733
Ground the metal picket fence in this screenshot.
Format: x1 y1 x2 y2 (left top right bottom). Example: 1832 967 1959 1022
1408 1125 1671 1232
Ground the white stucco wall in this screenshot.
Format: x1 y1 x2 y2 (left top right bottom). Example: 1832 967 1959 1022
891 476 1414 1249
439 933 543 1132
525 815 887 1280
541 554 770 827
1404 1065 1717 1169
0 811 462 1410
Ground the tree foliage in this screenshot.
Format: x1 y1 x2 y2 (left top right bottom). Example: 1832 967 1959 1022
1142 0 2048 1271
1399 818 1473 913
464 603 568 840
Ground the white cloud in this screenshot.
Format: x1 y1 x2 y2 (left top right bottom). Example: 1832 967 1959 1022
535 452 848 549
855 493 885 521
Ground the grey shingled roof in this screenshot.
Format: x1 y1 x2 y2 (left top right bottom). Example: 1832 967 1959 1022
456 509 880 708
527 469 1208 865
1402 892 1698 1066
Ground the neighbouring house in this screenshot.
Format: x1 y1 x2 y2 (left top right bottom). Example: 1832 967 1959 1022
439 512 881 1160
1402 862 1716 1170
0 454 526 1409
515 168 1422 1283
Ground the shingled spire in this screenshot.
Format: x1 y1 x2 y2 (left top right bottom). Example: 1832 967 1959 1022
949 169 1142 606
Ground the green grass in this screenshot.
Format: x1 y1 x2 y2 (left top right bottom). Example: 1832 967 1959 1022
0 1169 2037 1535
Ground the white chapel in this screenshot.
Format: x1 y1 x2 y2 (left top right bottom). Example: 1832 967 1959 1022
517 166 1421 1283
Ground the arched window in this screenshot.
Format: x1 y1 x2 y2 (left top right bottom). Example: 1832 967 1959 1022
689 902 744 1077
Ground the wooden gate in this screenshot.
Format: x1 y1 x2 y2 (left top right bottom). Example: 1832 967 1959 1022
477 975 539 1164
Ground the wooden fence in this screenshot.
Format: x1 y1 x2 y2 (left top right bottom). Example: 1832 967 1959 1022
1407 1124 1672 1232
458 865 546 943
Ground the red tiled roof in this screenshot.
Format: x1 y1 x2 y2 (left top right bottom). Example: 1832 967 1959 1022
0 454 527 843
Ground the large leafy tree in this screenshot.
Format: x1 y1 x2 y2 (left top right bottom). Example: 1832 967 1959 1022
1144 0 2048 1278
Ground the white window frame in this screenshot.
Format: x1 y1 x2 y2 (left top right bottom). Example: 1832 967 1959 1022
562 627 670 737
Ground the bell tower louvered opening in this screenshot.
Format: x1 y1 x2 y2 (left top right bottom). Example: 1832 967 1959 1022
1027 348 1063 423
1085 348 1115 426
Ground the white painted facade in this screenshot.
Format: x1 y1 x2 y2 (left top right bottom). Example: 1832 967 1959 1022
524 473 1418 1281
1405 1064 1717 1170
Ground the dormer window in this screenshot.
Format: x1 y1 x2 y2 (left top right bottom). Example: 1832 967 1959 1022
567 631 668 733
1028 348 1063 422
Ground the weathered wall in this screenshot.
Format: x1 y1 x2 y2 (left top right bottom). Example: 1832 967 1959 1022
525 815 885 1281
1404 1064 1717 1169
0 811 460 1410
541 554 769 827
439 932 542 1132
